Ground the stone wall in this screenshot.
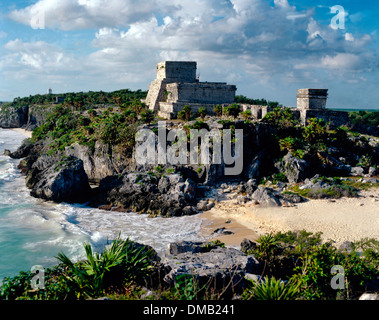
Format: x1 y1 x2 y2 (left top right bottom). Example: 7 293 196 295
300 109 350 128
157 61 197 82
297 89 328 111
166 82 236 105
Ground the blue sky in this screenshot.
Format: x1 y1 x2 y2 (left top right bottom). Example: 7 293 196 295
0 0 378 109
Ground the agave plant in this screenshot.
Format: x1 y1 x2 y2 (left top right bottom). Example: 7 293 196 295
245 277 300 300
56 235 154 298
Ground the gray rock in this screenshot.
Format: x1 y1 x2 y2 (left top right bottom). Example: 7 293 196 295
339 241 353 252
368 167 377 177
275 152 311 184
162 241 261 293
196 199 215 211
245 179 258 194
30 156 91 203
251 186 281 207
240 238 257 253
281 192 305 204
350 167 364 176
212 227 234 236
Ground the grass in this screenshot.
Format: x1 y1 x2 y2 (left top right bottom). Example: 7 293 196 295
288 176 378 200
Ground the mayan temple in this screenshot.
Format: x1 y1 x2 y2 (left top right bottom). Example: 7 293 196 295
145 61 237 119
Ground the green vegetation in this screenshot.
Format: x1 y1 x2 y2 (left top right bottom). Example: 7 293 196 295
241 109 252 120
235 95 281 108
31 96 149 156
198 107 207 119
349 110 379 127
8 89 147 110
288 176 379 200
178 105 192 121
213 104 223 117
248 230 379 300
223 104 240 118
2 231 377 300
0 236 156 300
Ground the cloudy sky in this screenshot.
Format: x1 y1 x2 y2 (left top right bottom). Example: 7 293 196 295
0 0 378 109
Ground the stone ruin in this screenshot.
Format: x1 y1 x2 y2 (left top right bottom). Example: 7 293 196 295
145 61 236 119
144 61 350 128
296 88 349 127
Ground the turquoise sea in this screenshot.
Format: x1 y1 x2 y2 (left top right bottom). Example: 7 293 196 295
0 129 205 280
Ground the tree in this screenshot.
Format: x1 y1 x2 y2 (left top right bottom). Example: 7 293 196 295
178 105 192 121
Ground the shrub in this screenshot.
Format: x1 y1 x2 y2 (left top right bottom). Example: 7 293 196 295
303 118 327 148
213 105 222 117
223 104 240 118
198 107 207 119
56 236 155 299
178 105 192 121
140 109 155 124
241 109 252 120
243 277 300 300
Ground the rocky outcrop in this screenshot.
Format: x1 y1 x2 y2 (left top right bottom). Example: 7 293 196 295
29 155 91 203
93 173 198 217
0 106 28 128
250 186 281 207
161 241 261 294
275 152 311 183
0 105 52 130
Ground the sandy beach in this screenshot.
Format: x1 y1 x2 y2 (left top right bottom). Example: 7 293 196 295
10 128 32 138
199 188 379 249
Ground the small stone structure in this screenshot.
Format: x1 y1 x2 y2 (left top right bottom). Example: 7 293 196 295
296 88 349 128
145 61 236 119
297 89 328 111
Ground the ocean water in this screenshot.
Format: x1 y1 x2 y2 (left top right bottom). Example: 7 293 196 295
0 129 205 280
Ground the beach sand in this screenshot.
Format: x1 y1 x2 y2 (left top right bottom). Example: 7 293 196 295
10 128 32 138
199 188 379 249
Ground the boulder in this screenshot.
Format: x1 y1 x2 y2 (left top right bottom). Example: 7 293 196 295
275 152 311 184
30 156 91 203
350 167 364 176
99 173 198 217
196 199 215 212
162 241 261 294
240 238 257 254
251 186 281 207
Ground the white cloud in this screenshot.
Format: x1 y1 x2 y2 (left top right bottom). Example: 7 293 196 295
8 0 162 30
3 39 75 70
321 53 362 70
2 0 378 106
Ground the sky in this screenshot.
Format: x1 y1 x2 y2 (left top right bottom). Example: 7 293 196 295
0 0 378 109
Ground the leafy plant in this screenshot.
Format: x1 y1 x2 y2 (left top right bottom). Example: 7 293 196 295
140 109 155 124
241 110 252 120
244 277 300 300
223 104 240 118
198 107 207 120
56 236 154 298
178 105 192 121
213 104 222 117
